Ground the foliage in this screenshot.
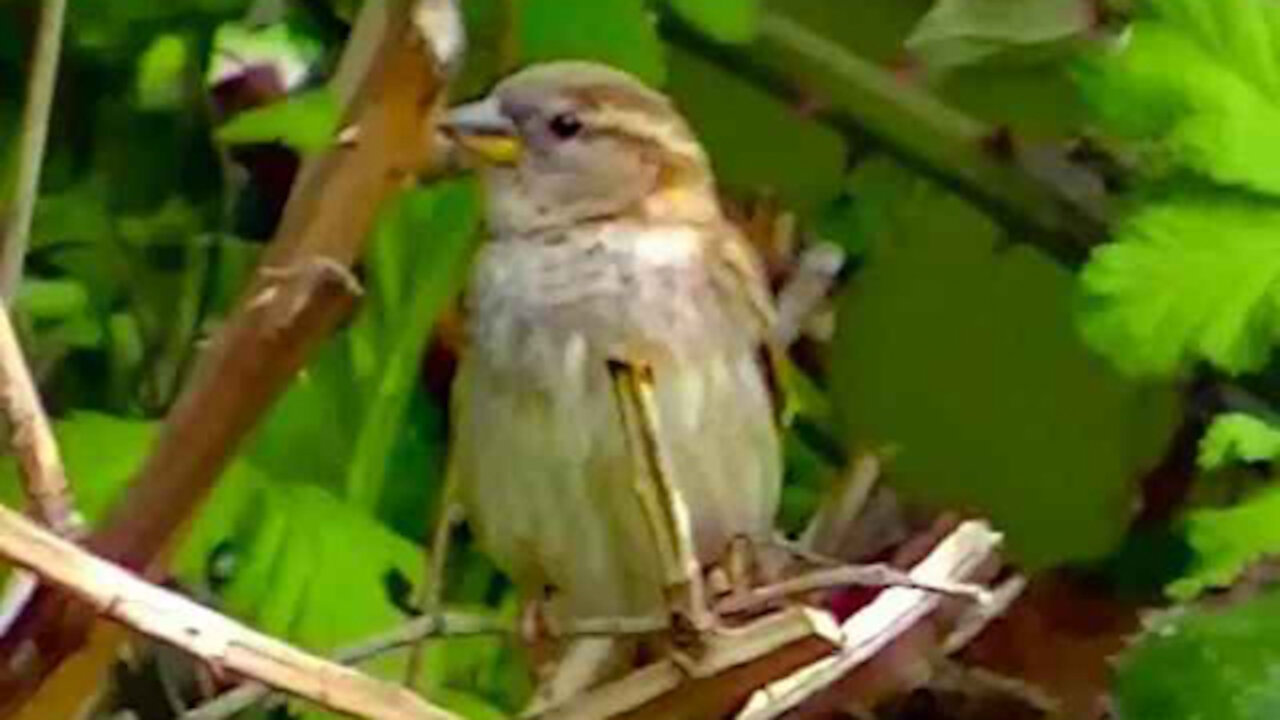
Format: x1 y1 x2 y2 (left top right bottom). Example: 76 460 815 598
216 88 341 155
831 159 1178 568
1115 592 1280 720
1077 0 1280 377
516 0 666 85
1199 413 1280 471
1071 2 1280 717
905 0 1095 74
7 0 1280 718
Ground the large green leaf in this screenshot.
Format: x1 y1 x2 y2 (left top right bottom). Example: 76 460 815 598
667 0 760 44
346 179 480 510
1075 0 1280 196
1079 196 1280 377
831 159 1179 567
1115 590 1280 720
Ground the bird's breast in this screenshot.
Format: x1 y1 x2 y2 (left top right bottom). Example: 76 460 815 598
466 222 757 386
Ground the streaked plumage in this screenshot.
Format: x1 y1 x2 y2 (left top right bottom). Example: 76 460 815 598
446 62 782 689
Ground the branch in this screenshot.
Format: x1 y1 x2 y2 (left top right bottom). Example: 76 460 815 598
184 611 509 720
188 610 680 720
534 607 842 720
0 0 68 300
0 502 461 720
665 11 1106 267
90 0 459 573
735 520 1002 720
0 305 79 537
0 0 463 704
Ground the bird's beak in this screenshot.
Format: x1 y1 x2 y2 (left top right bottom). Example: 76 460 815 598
440 96 522 166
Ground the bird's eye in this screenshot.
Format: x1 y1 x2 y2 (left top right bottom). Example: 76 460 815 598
548 112 583 139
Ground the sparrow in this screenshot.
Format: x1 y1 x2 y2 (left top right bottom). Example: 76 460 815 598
443 61 782 699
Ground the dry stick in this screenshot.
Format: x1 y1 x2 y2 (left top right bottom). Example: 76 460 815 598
799 451 882 560
0 502 461 720
735 520 1002 720
185 611 509 720
0 306 79 537
534 607 842 720
608 360 710 627
0 0 462 707
0 0 68 301
402 479 461 689
188 611 675 720
717 562 990 617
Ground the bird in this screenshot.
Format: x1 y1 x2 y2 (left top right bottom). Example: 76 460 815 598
442 61 783 702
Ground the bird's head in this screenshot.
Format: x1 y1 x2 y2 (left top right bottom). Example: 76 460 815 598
442 61 719 235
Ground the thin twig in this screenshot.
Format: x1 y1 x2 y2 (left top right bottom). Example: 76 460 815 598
0 305 79 537
772 242 844 348
184 611 509 720
800 451 881 559
718 562 990 616
0 501 461 720
942 574 1025 655
0 0 68 300
403 482 461 689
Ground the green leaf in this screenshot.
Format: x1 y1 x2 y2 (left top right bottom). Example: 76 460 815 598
1170 485 1280 599
906 0 1094 74
1199 413 1280 471
516 0 666 86
134 33 191 111
251 179 480 516
1074 0 1280 196
1116 590 1280 720
831 159 1179 567
16 279 92 323
1078 196 1280 377
216 88 340 155
667 0 760 44
346 179 481 509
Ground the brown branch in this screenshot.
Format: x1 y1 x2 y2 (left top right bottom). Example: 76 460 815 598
0 0 463 707
735 520 1002 720
0 501 460 720
0 306 79 537
533 607 843 720
0 0 68 300
91 0 458 574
